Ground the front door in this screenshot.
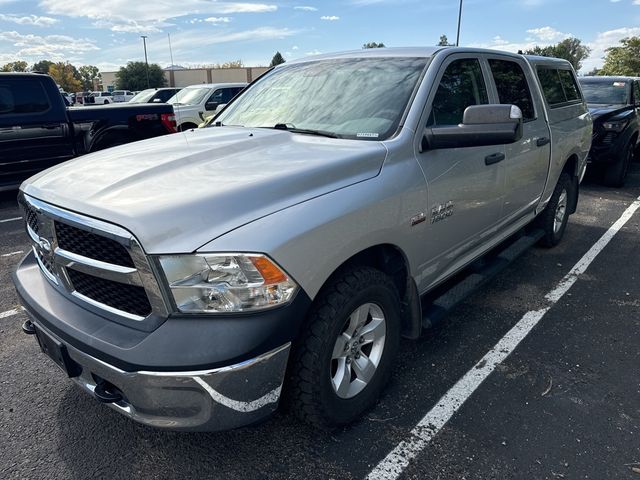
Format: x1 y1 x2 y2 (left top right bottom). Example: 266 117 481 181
414 55 506 291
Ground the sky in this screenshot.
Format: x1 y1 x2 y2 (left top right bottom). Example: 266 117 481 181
0 0 639 73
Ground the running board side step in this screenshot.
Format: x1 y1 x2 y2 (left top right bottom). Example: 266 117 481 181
422 229 545 330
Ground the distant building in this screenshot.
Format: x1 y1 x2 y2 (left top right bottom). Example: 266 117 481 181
101 66 270 90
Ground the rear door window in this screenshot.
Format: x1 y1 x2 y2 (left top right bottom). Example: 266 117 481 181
558 69 581 102
0 78 51 115
428 58 489 126
488 59 535 121
537 67 582 107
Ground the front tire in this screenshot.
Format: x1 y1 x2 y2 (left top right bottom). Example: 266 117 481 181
536 172 572 247
288 267 401 429
603 140 633 188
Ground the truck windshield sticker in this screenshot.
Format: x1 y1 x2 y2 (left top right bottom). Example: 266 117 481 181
357 132 379 138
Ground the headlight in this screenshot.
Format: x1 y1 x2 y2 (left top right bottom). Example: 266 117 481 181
602 120 628 132
159 254 298 313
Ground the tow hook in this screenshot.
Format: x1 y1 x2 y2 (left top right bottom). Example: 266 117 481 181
22 319 36 335
94 381 124 404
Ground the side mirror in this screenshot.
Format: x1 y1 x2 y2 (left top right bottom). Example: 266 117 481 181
214 103 227 113
152 98 162 103
205 101 219 111
421 104 523 151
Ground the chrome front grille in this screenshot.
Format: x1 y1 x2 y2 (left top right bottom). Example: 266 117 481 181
20 194 167 322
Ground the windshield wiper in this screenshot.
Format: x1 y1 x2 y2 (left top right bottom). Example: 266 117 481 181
266 123 341 139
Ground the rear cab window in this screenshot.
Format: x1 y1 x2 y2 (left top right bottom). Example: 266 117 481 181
537 66 583 108
0 77 51 116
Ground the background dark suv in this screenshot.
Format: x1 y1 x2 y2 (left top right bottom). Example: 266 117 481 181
579 76 640 187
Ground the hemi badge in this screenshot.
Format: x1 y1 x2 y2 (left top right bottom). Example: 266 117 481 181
411 213 426 226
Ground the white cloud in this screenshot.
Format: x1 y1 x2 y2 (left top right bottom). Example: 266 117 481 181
0 14 59 26
583 26 640 72
320 15 340 21
526 26 570 42
0 30 99 59
294 6 317 11
305 49 321 55
292 45 299 50
205 16 232 23
39 0 277 32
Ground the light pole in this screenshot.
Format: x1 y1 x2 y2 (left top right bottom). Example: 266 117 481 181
456 0 463 47
141 35 150 88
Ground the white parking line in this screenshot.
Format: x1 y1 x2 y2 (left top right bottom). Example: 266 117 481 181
1 250 24 258
366 194 640 480
0 308 22 319
0 217 21 223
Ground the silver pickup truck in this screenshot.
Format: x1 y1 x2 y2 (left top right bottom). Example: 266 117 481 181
13 47 591 432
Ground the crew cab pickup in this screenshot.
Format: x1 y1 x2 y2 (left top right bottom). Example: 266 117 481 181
13 48 591 432
578 76 640 187
0 73 177 190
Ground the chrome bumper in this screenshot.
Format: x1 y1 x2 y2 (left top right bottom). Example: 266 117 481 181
35 322 290 431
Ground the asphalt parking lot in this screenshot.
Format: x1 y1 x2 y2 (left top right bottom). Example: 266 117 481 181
1 166 639 480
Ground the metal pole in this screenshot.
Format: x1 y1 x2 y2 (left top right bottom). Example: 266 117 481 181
456 0 463 47
141 35 150 88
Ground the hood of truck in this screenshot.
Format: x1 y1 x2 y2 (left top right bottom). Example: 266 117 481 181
587 104 632 121
22 127 387 253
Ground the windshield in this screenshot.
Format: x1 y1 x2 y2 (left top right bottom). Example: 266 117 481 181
579 80 629 105
167 87 211 106
215 57 429 140
130 89 157 103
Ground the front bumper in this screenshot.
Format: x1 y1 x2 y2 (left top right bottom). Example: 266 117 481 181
30 321 290 431
13 251 308 431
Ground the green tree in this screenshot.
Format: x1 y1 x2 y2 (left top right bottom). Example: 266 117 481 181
437 35 452 46
363 42 385 49
1 61 28 72
525 37 591 71
49 62 82 92
78 65 101 90
31 59 54 74
599 37 640 76
269 52 286 67
115 62 167 90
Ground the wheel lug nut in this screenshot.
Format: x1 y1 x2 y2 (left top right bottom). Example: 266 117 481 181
359 336 364 343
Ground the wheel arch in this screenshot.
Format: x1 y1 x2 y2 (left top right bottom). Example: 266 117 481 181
310 243 422 340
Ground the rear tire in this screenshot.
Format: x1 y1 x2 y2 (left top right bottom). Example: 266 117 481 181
287 266 401 429
603 140 633 188
536 172 572 248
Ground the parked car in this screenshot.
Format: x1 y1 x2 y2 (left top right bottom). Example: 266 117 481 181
73 91 92 105
167 83 246 130
112 90 135 103
84 91 113 105
578 76 640 187
60 91 72 105
14 48 591 432
130 87 182 104
0 73 177 190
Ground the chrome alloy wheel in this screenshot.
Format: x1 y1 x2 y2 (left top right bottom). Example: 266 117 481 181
330 302 386 399
554 189 568 235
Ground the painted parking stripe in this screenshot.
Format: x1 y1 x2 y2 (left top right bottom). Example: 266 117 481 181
0 217 21 223
366 194 640 480
1 250 23 258
0 308 22 319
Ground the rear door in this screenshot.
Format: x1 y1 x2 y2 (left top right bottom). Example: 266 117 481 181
0 76 74 189
414 54 506 289
486 55 551 224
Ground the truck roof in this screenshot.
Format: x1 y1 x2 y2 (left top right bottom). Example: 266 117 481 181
579 75 638 82
287 46 571 66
